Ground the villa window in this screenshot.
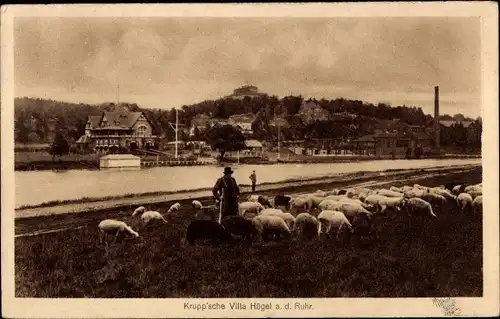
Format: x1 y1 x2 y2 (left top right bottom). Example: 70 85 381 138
137 125 147 136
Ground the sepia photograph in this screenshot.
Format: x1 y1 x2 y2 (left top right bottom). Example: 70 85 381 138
2 2 499 318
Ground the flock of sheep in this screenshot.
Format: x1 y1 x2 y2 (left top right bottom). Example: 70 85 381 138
98 181 483 246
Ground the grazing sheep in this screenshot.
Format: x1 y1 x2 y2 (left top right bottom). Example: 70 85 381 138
132 206 146 217
192 200 203 210
472 195 483 216
338 189 347 195
464 184 482 193
273 195 293 210
377 189 404 198
186 220 234 245
167 202 181 213
260 208 296 230
288 196 313 214
315 190 327 197
307 195 327 211
141 211 168 226
457 193 474 212
320 200 373 221
251 214 292 241
221 216 259 241
420 193 447 208
247 194 273 207
466 189 482 199
98 219 139 245
390 186 404 193
295 213 321 240
317 210 354 240
238 201 265 218
429 188 457 203
325 195 347 201
406 198 437 218
325 189 341 196
364 194 406 214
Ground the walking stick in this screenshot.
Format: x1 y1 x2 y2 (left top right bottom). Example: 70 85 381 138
218 193 223 224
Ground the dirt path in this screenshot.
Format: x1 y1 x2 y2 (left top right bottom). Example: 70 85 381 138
14 164 480 237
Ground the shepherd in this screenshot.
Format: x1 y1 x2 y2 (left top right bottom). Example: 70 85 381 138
213 166 240 222
249 170 257 193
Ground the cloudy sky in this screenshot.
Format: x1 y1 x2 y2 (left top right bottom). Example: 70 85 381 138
15 17 481 117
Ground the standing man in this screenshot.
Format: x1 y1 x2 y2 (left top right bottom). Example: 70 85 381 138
212 166 240 220
249 170 257 193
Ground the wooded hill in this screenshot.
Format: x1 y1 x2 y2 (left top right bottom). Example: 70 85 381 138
14 95 478 144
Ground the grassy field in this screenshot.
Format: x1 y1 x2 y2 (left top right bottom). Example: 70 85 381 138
15 168 482 298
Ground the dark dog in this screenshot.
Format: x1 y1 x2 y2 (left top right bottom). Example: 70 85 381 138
257 195 273 208
186 220 234 246
221 216 259 241
274 195 292 210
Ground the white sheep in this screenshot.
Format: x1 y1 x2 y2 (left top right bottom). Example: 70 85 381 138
167 202 181 213
314 190 327 197
466 189 482 199
140 211 168 226
464 184 482 193
364 194 406 214
192 200 203 210
429 188 456 202
238 201 264 218
325 195 347 201
305 195 327 211
98 219 139 245
472 195 483 215
317 210 354 240
390 186 404 193
406 198 437 218
260 208 296 230
452 185 463 195
132 206 146 217
251 214 292 241
295 213 322 240
457 193 473 212
288 196 313 214
377 189 404 198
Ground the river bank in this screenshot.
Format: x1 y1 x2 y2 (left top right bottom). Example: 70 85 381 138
14 152 481 171
14 163 480 220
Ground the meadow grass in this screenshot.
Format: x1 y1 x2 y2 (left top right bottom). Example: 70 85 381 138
15 169 482 298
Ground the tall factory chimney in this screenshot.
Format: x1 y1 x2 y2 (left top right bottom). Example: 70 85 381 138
434 86 440 149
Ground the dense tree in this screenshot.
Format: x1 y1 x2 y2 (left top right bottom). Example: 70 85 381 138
48 131 70 160
204 125 246 159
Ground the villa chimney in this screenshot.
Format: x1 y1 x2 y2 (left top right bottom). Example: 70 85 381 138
434 86 440 149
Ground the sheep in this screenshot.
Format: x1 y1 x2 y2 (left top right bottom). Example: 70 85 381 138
376 189 404 198
167 202 181 213
464 184 482 193
259 208 296 230
413 184 428 190
306 195 327 211
457 193 474 213
295 213 321 240
472 195 483 216
317 210 354 240
186 220 234 245
251 214 292 241
390 186 404 193
325 189 341 196
364 194 406 215
420 193 447 208
192 200 203 210
325 195 347 201
466 189 482 199
314 190 327 197
98 219 139 245
320 200 373 221
140 211 168 226
429 188 457 203
238 201 265 218
221 216 259 241
406 198 437 218
132 206 146 217
288 196 313 214
350 211 374 240
247 194 273 207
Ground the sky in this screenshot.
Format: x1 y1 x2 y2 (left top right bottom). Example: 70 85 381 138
14 17 481 118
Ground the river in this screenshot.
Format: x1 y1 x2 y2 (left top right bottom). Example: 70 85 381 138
15 158 481 208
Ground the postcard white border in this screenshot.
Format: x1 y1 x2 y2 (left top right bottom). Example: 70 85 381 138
2 2 499 318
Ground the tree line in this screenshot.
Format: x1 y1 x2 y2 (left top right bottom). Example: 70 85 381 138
14 96 480 148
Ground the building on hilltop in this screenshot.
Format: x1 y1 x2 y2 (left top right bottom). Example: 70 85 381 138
225 84 267 100
76 107 156 152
